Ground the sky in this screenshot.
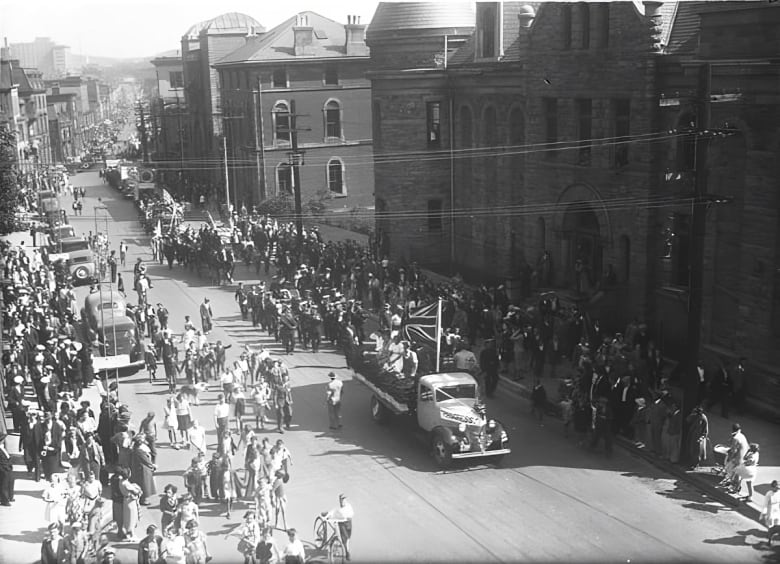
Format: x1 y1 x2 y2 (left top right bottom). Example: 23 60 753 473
0 0 382 59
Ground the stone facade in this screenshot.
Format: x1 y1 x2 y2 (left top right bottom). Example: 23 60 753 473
369 1 780 413
369 2 660 328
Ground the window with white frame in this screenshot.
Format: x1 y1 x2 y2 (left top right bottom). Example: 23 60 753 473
324 99 342 140
273 101 291 146
327 158 345 194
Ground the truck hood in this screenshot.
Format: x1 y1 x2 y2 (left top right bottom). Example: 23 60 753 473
439 403 483 426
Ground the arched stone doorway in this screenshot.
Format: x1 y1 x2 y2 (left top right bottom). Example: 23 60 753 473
562 203 603 293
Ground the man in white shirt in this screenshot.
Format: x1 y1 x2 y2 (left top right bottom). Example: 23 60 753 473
325 494 354 560
214 395 230 452
453 343 478 375
326 372 343 430
282 528 305 564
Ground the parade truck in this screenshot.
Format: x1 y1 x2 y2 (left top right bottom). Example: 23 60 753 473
73 287 144 375
353 369 510 469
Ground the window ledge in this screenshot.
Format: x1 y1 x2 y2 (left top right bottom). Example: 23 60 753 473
330 192 347 199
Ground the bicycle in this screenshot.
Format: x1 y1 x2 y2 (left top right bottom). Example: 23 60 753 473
313 514 347 564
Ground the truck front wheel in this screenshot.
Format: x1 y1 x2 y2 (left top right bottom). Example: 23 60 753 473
370 395 389 425
431 432 453 468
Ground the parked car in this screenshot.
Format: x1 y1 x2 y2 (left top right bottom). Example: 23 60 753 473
67 249 98 286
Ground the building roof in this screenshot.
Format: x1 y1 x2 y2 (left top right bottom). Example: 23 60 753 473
367 2 475 40
664 1 708 54
11 65 46 95
449 1 680 66
184 12 264 39
216 11 368 65
0 61 14 92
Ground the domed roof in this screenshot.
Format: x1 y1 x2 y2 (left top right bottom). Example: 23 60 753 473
184 12 264 38
519 4 536 16
367 2 474 41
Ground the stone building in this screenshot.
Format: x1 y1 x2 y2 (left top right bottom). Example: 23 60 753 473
367 1 674 324
655 1 780 409
180 12 264 189
368 1 780 413
214 10 374 208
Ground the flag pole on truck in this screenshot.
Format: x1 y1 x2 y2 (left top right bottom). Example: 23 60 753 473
435 298 442 373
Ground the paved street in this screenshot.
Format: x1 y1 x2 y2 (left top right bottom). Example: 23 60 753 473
1 170 775 563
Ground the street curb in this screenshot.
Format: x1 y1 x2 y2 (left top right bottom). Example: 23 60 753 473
496 373 764 524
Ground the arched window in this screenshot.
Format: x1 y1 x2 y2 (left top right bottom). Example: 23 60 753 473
509 106 525 177
327 158 345 194
677 111 697 171
537 217 547 252
620 235 631 282
483 106 497 188
276 162 292 194
460 106 473 188
372 101 382 150
273 101 291 146
324 99 342 140
578 3 590 49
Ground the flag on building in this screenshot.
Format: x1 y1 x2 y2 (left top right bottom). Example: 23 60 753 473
403 301 439 345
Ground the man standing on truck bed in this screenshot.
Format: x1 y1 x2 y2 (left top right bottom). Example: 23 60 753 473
326 372 343 430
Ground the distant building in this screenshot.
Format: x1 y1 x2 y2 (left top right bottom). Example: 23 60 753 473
47 92 78 162
180 12 264 198
214 10 374 208
150 50 187 177
0 45 22 155
9 60 51 169
9 37 70 78
45 76 97 155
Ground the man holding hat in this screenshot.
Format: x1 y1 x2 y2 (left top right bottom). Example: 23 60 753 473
326 372 343 430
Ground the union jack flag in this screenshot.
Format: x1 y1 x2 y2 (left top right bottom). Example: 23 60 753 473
402 301 439 344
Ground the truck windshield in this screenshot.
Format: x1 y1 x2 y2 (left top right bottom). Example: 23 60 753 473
435 384 476 402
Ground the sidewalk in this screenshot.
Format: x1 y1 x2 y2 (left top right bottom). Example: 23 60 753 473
496 360 779 523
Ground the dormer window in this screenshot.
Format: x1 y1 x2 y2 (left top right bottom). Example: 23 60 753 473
476 2 501 59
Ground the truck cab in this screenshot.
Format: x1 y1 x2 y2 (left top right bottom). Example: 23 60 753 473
362 370 510 468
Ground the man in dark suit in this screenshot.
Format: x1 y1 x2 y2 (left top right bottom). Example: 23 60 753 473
0 435 15 505
34 411 63 481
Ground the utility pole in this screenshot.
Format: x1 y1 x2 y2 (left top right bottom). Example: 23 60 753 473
682 63 711 457
287 99 308 244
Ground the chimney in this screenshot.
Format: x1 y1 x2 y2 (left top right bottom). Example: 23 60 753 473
1 37 10 61
293 13 314 56
344 15 367 56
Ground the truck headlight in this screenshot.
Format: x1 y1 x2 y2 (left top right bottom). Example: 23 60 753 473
457 422 467 433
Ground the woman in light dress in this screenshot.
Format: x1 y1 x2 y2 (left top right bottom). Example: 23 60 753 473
42 474 67 525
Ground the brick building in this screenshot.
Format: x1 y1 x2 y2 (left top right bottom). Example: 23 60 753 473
150 51 186 175
47 92 78 162
368 1 780 413
214 10 374 208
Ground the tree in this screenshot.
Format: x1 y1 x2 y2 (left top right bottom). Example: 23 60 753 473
0 128 24 235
